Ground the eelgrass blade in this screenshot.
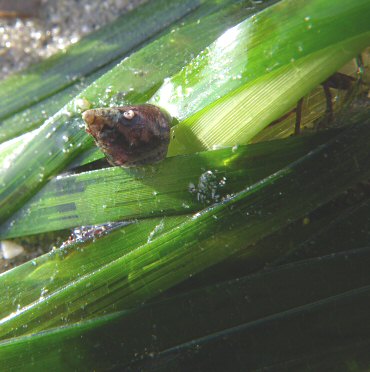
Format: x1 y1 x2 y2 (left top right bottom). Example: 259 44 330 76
0 215 188 321
0 130 336 238
277 194 370 264
0 0 266 224
134 285 370 371
1 246 370 370
169 40 369 153
0 0 262 144
220 174 370 278
1 0 368 224
0 0 200 120
0 58 116 143
0 120 370 340
156 0 370 154
154 0 370 120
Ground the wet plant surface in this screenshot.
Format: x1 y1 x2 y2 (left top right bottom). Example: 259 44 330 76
0 0 370 370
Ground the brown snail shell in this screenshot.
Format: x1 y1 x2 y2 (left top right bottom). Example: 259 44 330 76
82 104 171 167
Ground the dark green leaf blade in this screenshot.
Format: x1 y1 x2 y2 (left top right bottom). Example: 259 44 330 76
2 247 370 370
0 131 335 238
0 0 266 224
1 120 370 340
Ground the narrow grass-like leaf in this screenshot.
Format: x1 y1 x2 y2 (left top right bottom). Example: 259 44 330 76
0 0 264 224
0 59 116 143
3 0 367 224
172 38 370 152
0 215 188 321
0 120 369 340
200 147 370 283
0 0 260 144
277 195 370 264
226 191 370 281
157 0 370 154
0 0 200 120
1 246 370 370
153 0 370 119
0 1 368 369
0 131 335 238
137 284 370 371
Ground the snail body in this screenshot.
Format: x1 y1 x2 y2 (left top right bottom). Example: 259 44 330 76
82 104 171 167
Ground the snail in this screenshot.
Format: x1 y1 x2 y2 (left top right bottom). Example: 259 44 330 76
82 104 171 167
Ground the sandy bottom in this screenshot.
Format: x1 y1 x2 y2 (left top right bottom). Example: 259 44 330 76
0 0 147 80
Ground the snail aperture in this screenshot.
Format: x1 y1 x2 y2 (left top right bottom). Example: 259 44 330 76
82 104 171 167
123 109 135 120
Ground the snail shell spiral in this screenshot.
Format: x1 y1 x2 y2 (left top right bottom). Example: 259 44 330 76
82 104 171 167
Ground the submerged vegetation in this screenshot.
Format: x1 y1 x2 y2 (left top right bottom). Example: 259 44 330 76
0 0 370 370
